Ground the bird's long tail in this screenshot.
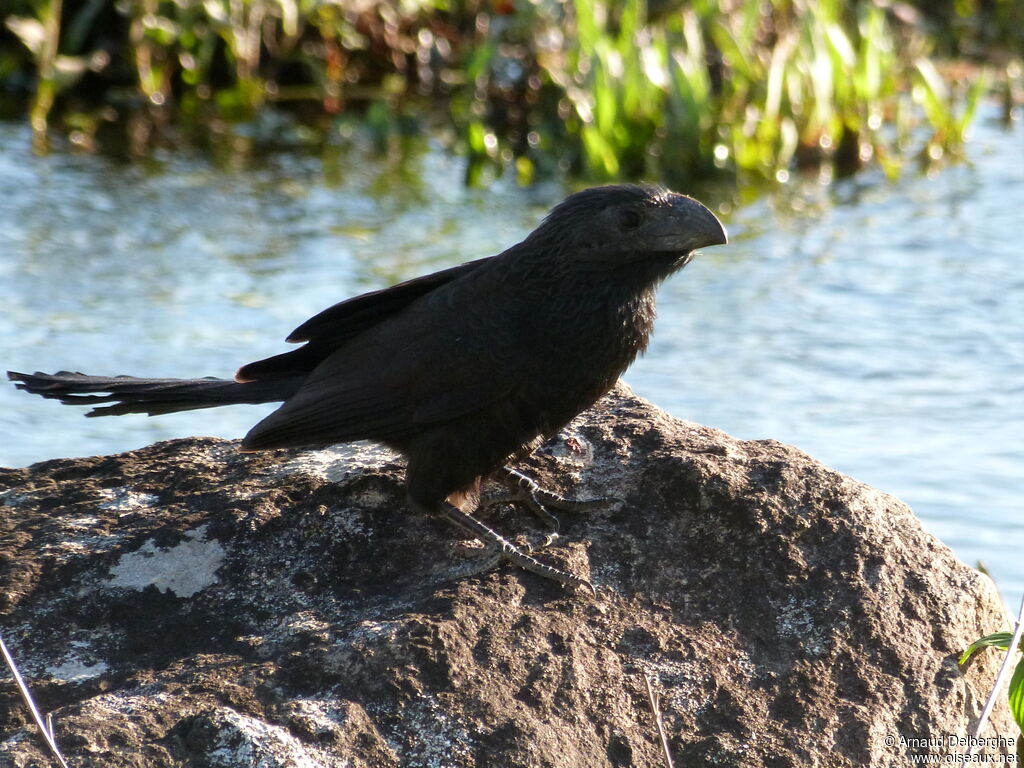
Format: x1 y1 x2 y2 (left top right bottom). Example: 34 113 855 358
6 371 301 417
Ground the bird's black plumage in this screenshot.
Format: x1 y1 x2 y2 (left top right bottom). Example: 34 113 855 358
8 184 727 591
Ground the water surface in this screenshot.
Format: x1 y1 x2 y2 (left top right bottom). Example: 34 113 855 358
1 109 1020 598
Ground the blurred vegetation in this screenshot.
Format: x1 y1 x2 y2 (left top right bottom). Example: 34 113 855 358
1 0 1021 184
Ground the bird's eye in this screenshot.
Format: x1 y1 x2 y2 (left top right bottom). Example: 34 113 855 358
618 208 642 231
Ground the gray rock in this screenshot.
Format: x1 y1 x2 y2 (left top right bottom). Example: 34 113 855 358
0 384 1014 767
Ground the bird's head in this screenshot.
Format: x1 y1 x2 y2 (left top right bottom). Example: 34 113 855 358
530 184 727 273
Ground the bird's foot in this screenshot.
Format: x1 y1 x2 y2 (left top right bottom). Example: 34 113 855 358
485 465 620 533
451 532 555 556
441 502 595 597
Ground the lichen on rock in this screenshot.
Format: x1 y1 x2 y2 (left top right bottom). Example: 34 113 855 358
0 384 1013 767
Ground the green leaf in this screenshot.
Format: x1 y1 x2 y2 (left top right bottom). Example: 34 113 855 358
957 70 989 135
466 120 486 155
854 4 888 102
960 632 1015 665
276 0 299 38
1010 659 1024 734
575 0 599 55
52 55 90 90
581 124 619 177
764 33 795 124
5 17 46 57
823 21 855 69
914 58 952 131
202 0 228 25
464 41 494 82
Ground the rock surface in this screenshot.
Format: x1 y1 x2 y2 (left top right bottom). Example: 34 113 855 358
0 384 1014 767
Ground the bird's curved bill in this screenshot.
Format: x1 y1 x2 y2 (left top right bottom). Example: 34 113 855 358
654 194 728 253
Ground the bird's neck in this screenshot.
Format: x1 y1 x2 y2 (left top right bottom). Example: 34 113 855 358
556 264 662 362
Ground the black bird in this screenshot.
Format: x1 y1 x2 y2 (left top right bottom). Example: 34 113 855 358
8 184 727 593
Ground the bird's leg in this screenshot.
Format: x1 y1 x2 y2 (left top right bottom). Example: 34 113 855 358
435 500 596 596
484 466 617 536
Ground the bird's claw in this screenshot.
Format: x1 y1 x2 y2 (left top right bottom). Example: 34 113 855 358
439 502 595 596
485 465 617 532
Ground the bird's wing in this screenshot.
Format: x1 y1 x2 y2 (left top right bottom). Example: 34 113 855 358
235 256 493 381
241 260 538 450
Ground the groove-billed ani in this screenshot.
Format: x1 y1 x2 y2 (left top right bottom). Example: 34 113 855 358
9 184 727 593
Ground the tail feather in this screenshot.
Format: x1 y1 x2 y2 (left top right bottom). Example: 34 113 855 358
7 371 299 417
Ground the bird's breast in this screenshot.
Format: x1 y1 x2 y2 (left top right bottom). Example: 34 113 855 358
516 287 657 434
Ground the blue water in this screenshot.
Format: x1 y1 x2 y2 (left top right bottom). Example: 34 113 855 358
1 106 1021 599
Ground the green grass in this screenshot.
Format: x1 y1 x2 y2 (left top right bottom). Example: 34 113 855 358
0 0 1014 183
961 626 1024 755
469 0 992 183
